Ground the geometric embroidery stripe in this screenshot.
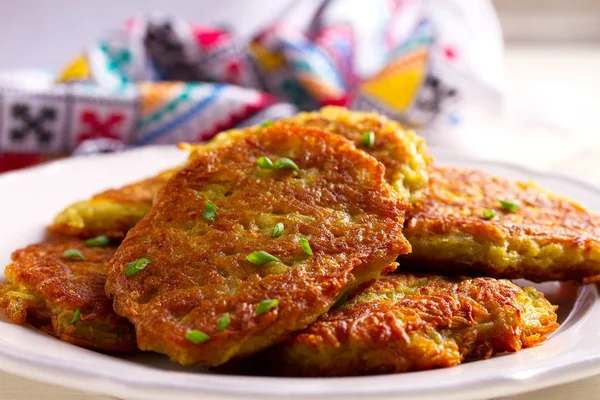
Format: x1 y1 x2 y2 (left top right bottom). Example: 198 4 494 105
136 84 225 145
281 41 345 90
138 85 193 129
63 85 75 152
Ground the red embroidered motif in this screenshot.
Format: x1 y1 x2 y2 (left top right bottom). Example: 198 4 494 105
193 26 230 50
77 111 125 143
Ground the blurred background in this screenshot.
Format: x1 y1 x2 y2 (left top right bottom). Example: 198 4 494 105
1 0 598 68
0 0 598 178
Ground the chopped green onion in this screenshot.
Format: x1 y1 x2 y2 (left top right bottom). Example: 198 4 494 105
257 156 274 169
84 235 110 247
203 201 217 221
333 293 348 309
246 251 280 266
499 200 519 212
274 157 299 172
299 237 313 256
185 330 210 344
124 258 150 277
482 210 496 220
255 299 279 315
260 120 273 128
271 223 284 238
64 249 85 261
361 131 375 147
217 312 231 332
70 308 81 325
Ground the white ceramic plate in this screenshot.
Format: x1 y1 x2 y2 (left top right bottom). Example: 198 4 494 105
1 146 599 400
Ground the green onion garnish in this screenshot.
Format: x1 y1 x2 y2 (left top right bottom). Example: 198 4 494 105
64 249 85 261
260 120 273 128
124 258 150 277
70 308 81 325
217 312 231 332
362 131 375 147
333 293 348 309
499 200 519 212
271 223 284 238
482 210 496 220
299 237 313 256
246 251 280 266
257 156 274 169
203 201 217 221
255 299 279 315
274 157 299 172
84 235 110 247
185 330 210 344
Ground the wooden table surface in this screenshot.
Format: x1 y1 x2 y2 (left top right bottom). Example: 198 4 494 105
1 45 600 399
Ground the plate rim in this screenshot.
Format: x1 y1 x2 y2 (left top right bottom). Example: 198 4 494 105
1 145 600 400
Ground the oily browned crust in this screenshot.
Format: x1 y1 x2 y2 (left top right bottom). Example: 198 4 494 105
0 240 137 352
264 274 558 376
206 106 432 203
402 166 600 282
106 125 410 366
47 170 175 239
47 107 430 240
282 106 432 204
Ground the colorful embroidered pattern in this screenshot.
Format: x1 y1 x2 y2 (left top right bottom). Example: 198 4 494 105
10 104 56 144
0 0 478 172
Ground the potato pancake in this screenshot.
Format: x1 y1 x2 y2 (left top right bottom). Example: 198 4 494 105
403 166 600 282
0 240 137 352
106 125 410 366
47 170 175 239
48 107 430 240
279 106 431 203
265 273 558 376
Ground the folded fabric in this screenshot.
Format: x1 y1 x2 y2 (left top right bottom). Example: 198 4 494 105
0 0 502 172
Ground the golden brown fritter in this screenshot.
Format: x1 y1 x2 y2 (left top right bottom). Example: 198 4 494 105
403 166 600 282
47 107 430 240
279 106 432 203
265 273 558 377
204 106 432 203
0 240 137 352
47 170 175 239
106 125 410 367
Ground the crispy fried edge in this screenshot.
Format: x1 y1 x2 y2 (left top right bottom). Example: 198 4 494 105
1 241 137 352
106 125 410 366
403 166 600 282
259 274 559 376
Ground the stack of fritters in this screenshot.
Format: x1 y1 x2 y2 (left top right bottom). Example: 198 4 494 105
8 106 600 376
107 125 411 366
